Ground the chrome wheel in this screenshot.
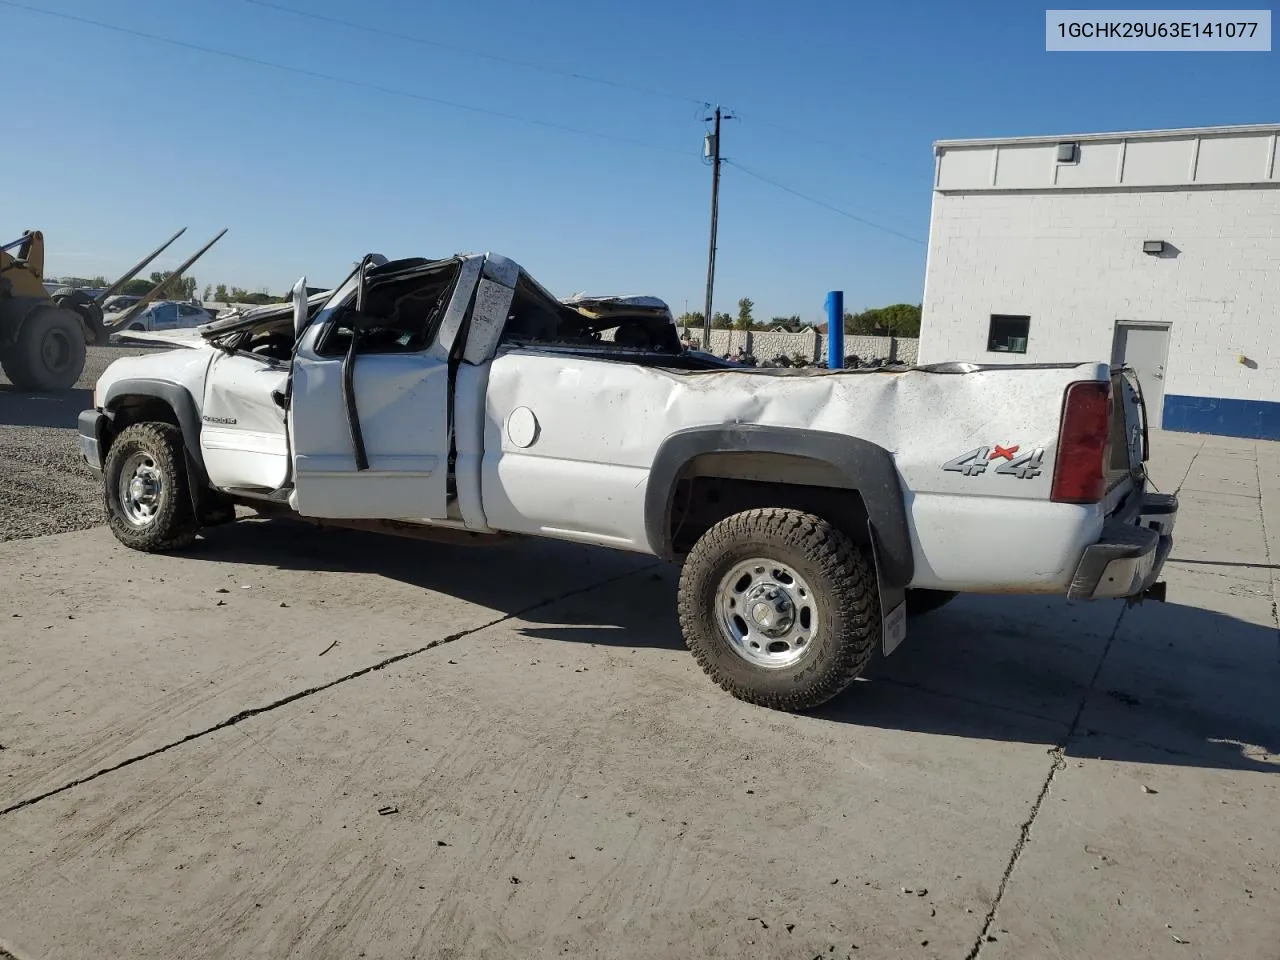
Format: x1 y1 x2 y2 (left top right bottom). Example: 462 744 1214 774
119 452 163 526
715 557 817 669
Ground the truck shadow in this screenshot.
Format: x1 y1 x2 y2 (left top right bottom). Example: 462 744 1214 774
190 519 1278 774
0 386 91 429
820 592 1280 775
191 518 677 650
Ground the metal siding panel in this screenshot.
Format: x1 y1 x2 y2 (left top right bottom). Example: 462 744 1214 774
1120 139 1191 186
993 144 1054 188
936 146 997 191
1195 134 1275 184
937 129 1280 192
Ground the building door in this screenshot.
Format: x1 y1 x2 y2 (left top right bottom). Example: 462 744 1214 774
1112 321 1171 428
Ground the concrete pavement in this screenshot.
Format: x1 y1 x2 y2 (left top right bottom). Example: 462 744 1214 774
1 430 1277 959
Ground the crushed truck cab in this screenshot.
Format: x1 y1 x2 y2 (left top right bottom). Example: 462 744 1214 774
80 251 1175 712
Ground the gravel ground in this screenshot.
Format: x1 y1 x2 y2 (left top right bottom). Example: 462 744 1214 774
0 345 160 541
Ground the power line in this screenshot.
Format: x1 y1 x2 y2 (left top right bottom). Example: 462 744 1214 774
734 113 903 172
247 0 901 173
0 0 692 157
255 0 914 177
246 0 901 174
7 1 928 255
244 0 706 109
724 160 925 245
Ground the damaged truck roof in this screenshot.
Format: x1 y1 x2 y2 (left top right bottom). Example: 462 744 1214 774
196 254 680 343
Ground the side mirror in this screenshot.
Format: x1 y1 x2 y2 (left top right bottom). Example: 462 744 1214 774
291 275 308 339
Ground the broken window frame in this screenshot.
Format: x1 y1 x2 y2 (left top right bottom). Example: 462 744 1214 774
315 257 464 359
499 273 682 357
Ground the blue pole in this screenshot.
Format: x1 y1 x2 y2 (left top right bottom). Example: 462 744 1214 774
826 290 844 369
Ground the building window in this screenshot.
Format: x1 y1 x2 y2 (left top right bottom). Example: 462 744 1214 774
987 314 1029 354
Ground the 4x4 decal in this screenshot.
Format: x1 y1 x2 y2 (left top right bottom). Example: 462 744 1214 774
942 444 1045 479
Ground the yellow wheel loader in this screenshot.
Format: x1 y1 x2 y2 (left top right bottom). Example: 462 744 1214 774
0 227 225 391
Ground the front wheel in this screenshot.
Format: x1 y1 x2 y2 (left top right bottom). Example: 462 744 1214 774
103 423 200 551
678 508 881 711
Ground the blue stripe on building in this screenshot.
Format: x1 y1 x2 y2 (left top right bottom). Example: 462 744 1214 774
1163 394 1280 441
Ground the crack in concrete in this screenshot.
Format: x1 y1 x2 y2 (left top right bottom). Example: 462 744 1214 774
964 604 1129 960
0 563 661 819
1252 446 1280 664
1172 439 1204 497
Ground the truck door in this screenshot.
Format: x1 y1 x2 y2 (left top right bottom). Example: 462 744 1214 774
287 257 470 520
200 349 292 492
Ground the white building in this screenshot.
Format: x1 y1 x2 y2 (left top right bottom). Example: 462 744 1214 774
919 124 1280 439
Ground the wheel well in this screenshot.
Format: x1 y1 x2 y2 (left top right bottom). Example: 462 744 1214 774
668 453 870 557
103 395 181 456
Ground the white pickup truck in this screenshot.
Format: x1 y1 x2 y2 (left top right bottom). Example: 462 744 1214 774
79 252 1176 711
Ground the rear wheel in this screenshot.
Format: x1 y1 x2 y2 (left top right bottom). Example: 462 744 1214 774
103 423 200 551
0 307 86 390
678 508 881 711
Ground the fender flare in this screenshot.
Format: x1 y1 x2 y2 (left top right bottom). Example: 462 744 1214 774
102 377 208 485
644 425 914 588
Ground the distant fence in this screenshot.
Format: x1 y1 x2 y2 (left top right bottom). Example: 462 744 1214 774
678 328 919 366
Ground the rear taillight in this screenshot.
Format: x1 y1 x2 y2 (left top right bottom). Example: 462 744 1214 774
1051 381 1112 504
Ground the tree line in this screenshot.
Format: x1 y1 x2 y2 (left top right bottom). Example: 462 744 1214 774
54 273 287 306
58 276 921 332
676 297 922 337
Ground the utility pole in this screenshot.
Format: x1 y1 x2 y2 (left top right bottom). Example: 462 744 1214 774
702 105 732 351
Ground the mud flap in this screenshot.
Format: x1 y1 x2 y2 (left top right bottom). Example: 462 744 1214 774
868 519 908 656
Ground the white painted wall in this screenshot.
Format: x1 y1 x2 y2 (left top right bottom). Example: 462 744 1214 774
919 185 1280 405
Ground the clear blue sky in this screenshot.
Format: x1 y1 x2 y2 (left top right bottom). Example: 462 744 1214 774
7 0 1277 320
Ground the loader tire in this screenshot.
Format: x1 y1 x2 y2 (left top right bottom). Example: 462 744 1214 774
104 423 200 552
0 307 86 390
53 290 108 345
678 508 881 711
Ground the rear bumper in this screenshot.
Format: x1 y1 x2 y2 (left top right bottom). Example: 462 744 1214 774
1067 492 1177 601
78 409 108 478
